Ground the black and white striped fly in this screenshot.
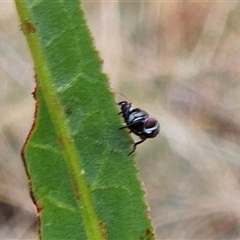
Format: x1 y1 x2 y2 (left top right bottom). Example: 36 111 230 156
118 101 160 155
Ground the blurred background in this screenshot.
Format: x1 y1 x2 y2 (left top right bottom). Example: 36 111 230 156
1 1 240 239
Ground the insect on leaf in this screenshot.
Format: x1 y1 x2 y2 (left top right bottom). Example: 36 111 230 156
15 0 155 239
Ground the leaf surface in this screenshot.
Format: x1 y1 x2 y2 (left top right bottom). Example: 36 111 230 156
15 0 155 239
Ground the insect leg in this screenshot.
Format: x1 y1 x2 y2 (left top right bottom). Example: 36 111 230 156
119 125 128 130
119 118 139 130
118 101 130 105
128 139 146 156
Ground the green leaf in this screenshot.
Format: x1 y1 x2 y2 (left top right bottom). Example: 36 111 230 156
15 0 155 239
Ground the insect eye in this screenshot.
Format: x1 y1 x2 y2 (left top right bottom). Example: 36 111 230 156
145 118 158 128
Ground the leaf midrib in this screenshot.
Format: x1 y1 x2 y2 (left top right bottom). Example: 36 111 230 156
15 1 103 239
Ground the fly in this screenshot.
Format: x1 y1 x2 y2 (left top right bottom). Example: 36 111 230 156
118 100 160 155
